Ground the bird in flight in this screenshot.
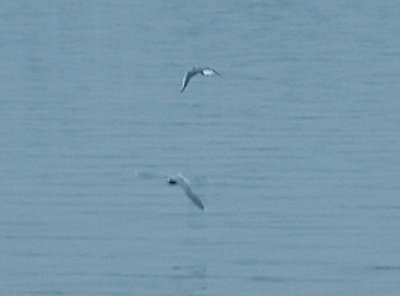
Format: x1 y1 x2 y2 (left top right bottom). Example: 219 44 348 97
180 67 221 93
167 172 205 210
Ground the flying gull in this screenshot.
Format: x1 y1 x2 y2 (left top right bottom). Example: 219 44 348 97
167 172 205 210
180 67 221 93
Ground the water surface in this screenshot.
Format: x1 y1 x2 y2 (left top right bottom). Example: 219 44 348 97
1 1 400 295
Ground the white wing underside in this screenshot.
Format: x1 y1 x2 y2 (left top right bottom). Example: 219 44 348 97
202 69 214 76
181 73 188 88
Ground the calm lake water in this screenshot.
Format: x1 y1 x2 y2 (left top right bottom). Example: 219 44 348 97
1 1 400 295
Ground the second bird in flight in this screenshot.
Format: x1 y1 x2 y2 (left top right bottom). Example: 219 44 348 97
180 67 221 93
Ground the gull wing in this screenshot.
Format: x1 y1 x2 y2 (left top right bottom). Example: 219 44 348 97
180 71 191 92
180 68 208 92
135 170 165 180
176 174 205 210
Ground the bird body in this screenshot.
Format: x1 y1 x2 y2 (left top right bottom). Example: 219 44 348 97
180 67 221 93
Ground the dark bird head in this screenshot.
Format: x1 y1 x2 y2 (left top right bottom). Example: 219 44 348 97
167 177 177 184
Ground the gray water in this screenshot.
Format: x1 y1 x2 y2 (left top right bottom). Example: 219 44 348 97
1 1 400 295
